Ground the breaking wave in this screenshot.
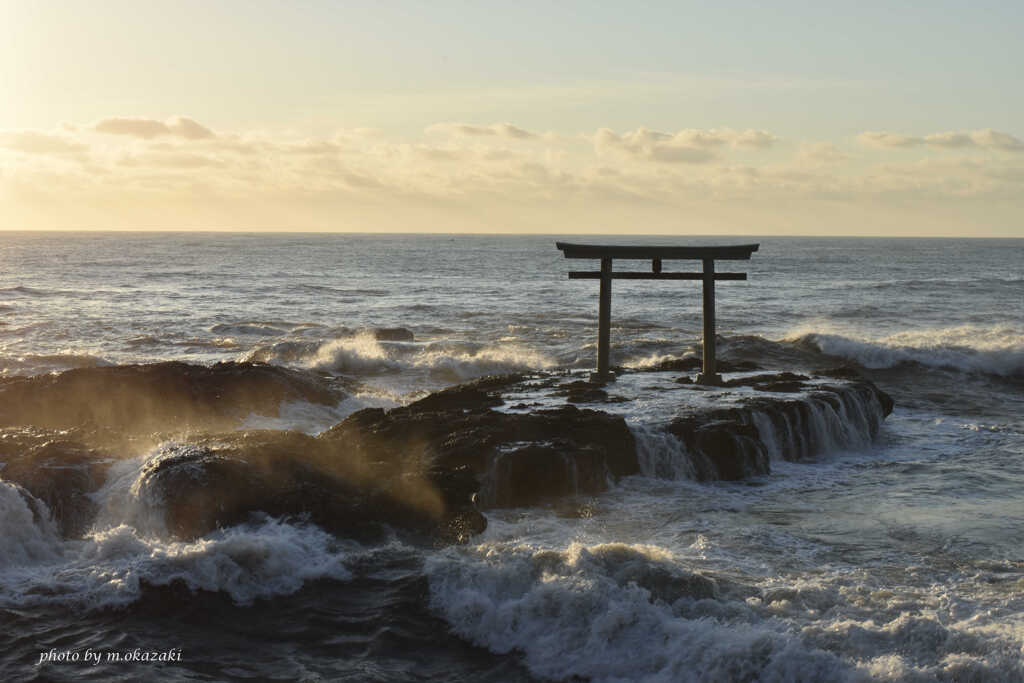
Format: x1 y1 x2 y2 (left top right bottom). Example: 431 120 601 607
0 351 113 376
0 447 357 610
426 539 1024 682
247 332 557 381
789 324 1024 378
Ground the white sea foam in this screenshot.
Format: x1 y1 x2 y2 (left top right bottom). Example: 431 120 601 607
621 350 700 370
426 535 1024 682
250 331 557 382
0 351 113 377
0 481 64 568
630 424 697 479
1 452 357 610
426 540 859 682
790 324 1024 377
0 442 361 610
237 398 363 435
0 518 356 610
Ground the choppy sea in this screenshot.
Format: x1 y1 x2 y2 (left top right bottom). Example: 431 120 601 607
1 232 1022 682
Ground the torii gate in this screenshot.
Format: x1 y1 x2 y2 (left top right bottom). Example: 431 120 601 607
555 242 759 385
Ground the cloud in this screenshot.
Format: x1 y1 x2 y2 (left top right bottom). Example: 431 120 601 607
970 129 1024 151
415 146 463 162
860 129 1023 152
923 132 974 148
0 130 88 159
9 114 1022 236
593 127 778 164
732 129 779 149
119 151 224 168
278 140 341 155
858 131 923 148
798 141 847 164
595 127 715 164
425 122 537 139
94 116 215 140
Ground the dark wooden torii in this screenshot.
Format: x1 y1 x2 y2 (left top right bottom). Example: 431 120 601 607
555 242 759 385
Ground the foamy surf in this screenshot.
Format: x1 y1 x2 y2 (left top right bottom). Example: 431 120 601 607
0 351 113 377
789 324 1024 377
426 536 1024 683
2 464 358 610
246 331 558 385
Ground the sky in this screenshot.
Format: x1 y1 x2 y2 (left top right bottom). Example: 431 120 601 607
2 0 1022 236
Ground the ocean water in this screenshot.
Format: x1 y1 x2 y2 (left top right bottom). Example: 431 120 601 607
1 232 1022 682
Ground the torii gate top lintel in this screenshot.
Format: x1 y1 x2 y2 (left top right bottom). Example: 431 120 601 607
555 242 759 260
555 242 759 385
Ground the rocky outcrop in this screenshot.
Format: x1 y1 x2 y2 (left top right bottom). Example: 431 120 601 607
0 425 486 545
132 430 486 544
664 379 893 480
366 327 415 342
0 364 894 546
0 361 343 434
0 428 115 537
321 377 638 509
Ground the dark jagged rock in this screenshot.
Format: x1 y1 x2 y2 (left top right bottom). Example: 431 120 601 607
0 367 894 546
666 379 894 479
723 372 810 393
668 416 769 481
557 380 609 403
405 373 523 412
322 398 638 508
133 430 486 544
0 428 115 537
367 327 416 342
0 361 343 433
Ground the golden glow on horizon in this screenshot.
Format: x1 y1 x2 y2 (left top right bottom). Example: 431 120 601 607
2 118 1023 236
1 1 1022 237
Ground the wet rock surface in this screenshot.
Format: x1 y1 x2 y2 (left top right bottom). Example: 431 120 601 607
0 361 343 433
0 428 115 538
133 430 486 545
666 379 893 480
322 378 639 509
0 362 893 545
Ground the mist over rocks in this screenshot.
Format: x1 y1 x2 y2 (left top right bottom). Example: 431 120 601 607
0 361 343 434
322 376 640 509
0 425 487 545
133 431 487 544
0 427 115 538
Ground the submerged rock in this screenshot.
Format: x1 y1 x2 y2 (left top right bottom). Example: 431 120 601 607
0 361 343 433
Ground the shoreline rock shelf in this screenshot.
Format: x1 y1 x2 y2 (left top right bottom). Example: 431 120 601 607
0 362 893 545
